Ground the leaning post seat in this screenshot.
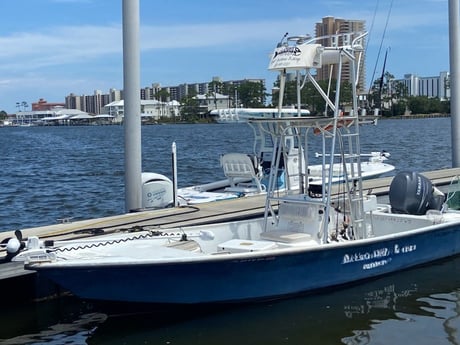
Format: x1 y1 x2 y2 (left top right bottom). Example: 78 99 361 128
220 153 263 193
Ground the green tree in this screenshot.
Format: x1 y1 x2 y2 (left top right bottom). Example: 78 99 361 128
270 77 351 115
271 77 309 109
179 95 200 122
303 79 331 115
368 71 410 116
368 78 383 109
392 80 408 99
271 76 304 107
407 96 429 114
338 81 353 107
405 96 450 115
237 81 266 107
392 99 407 116
155 89 170 102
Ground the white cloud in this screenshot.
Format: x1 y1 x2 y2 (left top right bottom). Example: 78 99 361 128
0 9 446 72
140 18 312 49
0 25 121 71
0 5 450 112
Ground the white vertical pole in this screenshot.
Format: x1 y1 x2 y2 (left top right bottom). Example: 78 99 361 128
123 0 142 211
172 142 178 207
296 70 301 117
449 0 460 167
277 69 286 117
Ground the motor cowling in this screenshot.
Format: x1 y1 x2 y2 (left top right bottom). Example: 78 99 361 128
141 172 173 209
389 171 445 215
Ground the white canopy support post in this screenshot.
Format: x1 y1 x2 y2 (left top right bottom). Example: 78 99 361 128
278 69 286 117
296 70 302 117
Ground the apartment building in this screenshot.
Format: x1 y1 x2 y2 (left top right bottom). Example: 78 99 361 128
65 77 264 115
315 16 366 93
141 77 264 104
65 89 122 115
398 72 450 100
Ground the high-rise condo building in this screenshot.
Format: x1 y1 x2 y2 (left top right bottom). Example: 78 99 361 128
315 16 366 93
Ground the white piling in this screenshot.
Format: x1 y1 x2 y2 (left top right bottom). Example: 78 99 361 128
122 0 142 211
449 0 460 167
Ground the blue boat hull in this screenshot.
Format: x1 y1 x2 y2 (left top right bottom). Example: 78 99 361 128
35 223 460 304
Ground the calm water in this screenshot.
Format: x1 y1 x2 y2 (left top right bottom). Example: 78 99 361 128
0 118 458 344
0 123 256 232
1 256 460 344
0 118 453 232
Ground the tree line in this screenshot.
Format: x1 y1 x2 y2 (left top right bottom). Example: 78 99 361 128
267 71 450 117
1 71 449 123
367 71 449 116
178 80 267 122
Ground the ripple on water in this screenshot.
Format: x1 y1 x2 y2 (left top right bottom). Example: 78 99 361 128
0 118 453 231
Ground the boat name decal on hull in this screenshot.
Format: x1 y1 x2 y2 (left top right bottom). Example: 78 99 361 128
342 244 417 270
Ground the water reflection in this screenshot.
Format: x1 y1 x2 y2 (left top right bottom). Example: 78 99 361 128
88 256 460 344
1 258 460 344
0 297 105 344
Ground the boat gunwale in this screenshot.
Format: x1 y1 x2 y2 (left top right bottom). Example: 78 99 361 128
25 214 460 269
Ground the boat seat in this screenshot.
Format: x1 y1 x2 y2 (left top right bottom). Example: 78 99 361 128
217 239 277 253
220 153 264 193
224 184 265 194
260 230 312 243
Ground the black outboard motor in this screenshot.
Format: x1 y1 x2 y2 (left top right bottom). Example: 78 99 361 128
389 171 445 215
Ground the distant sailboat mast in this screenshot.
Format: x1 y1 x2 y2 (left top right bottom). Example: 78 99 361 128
377 47 390 110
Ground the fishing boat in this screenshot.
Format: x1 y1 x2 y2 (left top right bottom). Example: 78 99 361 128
142 124 394 207
170 150 393 206
15 31 460 305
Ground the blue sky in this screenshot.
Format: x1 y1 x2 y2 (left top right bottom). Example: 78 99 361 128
0 0 450 113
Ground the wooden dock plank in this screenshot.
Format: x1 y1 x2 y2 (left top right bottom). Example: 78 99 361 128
0 262 33 279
